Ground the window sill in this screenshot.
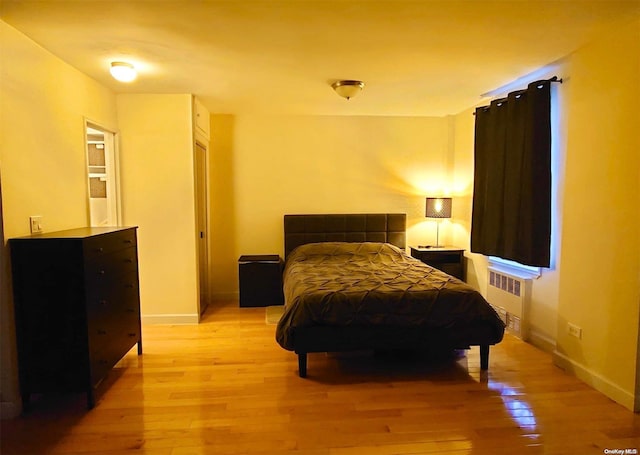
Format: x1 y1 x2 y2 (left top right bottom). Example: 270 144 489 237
488 257 541 279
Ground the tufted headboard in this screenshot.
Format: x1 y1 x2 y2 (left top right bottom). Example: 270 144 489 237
283 213 406 258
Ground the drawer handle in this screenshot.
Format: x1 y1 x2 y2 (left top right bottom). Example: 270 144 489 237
96 247 104 253
125 283 135 288
128 333 137 337
100 300 108 306
124 258 133 263
99 270 105 275
97 329 107 335
123 239 133 244
126 308 134 313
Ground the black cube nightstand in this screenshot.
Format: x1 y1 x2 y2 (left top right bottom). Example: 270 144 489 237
238 255 284 307
410 246 465 281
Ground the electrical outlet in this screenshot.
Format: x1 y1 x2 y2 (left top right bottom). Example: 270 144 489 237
568 323 582 339
29 216 43 234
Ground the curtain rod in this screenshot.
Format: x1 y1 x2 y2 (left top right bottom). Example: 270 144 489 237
479 76 563 99
473 76 562 115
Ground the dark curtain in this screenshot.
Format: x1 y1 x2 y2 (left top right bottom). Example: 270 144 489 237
471 80 552 267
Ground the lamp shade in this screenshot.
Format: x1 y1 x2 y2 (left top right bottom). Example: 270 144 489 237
426 197 452 218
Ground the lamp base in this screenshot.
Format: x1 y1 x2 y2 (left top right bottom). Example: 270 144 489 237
435 221 442 249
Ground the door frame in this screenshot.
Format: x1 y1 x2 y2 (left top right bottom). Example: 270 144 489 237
84 119 122 226
194 134 210 318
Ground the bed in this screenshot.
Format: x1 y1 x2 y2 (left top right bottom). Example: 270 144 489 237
275 213 505 377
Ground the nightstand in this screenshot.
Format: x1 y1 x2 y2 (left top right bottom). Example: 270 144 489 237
410 246 465 281
238 255 284 307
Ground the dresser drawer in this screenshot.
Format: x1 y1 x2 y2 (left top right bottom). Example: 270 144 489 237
87 307 140 353
90 323 140 386
84 228 136 260
86 271 140 327
412 250 461 263
85 246 138 282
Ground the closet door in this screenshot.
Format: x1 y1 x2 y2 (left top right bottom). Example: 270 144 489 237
194 140 209 316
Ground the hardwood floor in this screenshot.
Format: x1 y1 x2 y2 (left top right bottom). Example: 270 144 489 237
2 300 639 454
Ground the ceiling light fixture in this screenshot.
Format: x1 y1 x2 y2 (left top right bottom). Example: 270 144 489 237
110 61 137 83
331 80 364 100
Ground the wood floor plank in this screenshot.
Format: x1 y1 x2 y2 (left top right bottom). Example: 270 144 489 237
2 300 639 454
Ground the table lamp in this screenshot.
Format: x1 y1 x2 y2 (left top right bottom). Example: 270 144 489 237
425 197 452 248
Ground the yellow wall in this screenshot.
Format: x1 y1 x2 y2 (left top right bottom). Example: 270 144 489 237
554 17 640 410
450 105 482 287
450 18 640 409
209 114 452 298
0 20 118 416
117 94 199 322
209 115 237 300
0 21 118 236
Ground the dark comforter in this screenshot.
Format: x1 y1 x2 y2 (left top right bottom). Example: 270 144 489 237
275 242 505 350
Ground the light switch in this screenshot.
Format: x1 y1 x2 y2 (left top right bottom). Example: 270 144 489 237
29 216 43 234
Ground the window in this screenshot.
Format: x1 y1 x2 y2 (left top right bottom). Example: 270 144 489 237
471 78 560 268
480 75 562 275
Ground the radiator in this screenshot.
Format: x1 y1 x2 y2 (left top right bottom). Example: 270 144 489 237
487 266 532 340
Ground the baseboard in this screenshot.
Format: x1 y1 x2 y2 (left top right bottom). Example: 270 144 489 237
1 400 21 419
552 350 635 411
141 313 200 325
527 329 556 353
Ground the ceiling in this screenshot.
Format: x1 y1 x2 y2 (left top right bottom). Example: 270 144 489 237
2 1 638 116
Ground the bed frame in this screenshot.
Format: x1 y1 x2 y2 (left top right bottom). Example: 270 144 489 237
282 213 496 377
284 213 407 258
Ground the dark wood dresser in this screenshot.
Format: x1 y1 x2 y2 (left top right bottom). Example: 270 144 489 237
9 227 142 409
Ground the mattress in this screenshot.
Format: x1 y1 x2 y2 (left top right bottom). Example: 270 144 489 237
275 242 505 351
